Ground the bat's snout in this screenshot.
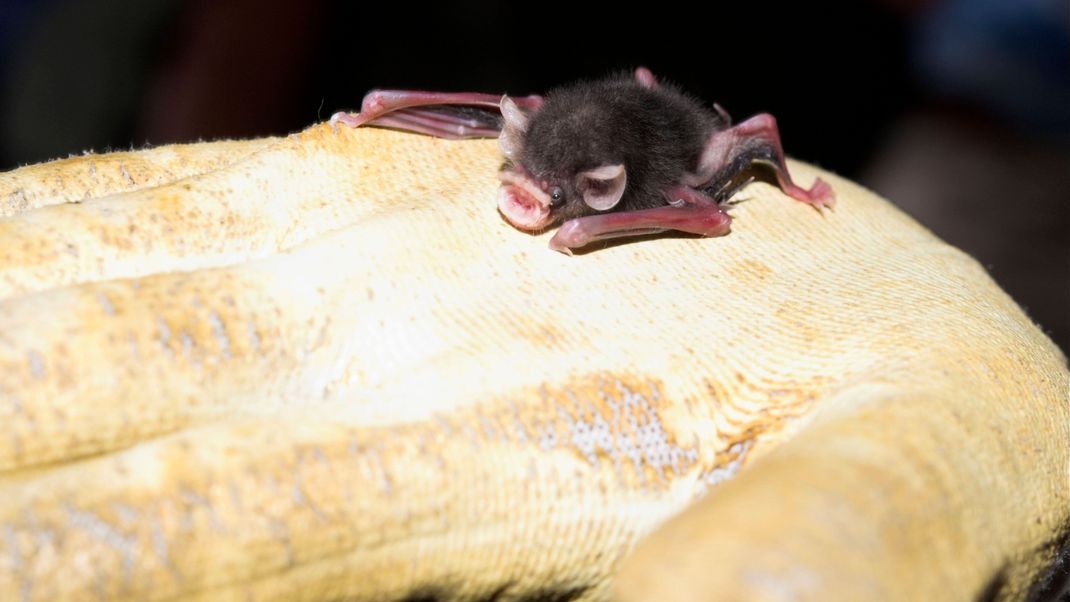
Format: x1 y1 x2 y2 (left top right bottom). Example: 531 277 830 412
497 172 552 231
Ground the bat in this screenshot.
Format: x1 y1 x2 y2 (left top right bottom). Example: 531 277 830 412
331 67 834 254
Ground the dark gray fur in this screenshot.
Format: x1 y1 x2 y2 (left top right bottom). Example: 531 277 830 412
513 73 726 223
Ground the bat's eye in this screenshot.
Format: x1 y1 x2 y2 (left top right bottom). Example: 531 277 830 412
549 187 565 209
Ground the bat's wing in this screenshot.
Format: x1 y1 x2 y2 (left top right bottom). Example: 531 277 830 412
686 113 834 209
549 185 732 255
331 90 543 139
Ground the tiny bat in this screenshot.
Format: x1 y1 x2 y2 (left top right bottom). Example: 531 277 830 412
331 67 834 254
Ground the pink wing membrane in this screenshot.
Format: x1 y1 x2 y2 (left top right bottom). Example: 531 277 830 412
689 113 834 209
331 90 542 140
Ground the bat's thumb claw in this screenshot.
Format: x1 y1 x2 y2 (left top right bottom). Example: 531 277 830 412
548 222 582 255
784 177 835 211
808 178 836 210
549 242 574 256
548 235 574 256
330 112 362 129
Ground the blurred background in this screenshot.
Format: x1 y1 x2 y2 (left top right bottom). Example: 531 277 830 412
0 0 1067 354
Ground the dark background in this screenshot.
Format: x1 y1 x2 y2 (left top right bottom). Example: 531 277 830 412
1 0 1067 353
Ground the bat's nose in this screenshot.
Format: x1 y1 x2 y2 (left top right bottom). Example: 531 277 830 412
497 184 551 231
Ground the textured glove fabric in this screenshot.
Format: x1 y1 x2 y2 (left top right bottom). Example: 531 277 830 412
0 125 1065 601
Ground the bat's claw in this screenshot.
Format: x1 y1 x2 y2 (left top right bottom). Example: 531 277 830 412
781 176 836 211
803 177 836 211
330 111 361 128
548 224 579 255
549 241 574 256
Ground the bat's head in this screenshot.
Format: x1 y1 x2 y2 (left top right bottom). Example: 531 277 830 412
495 97 627 232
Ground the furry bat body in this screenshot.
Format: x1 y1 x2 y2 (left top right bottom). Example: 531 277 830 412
332 68 833 253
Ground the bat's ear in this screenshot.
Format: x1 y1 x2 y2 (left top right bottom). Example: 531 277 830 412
578 164 627 211
498 96 530 160
635 67 658 89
